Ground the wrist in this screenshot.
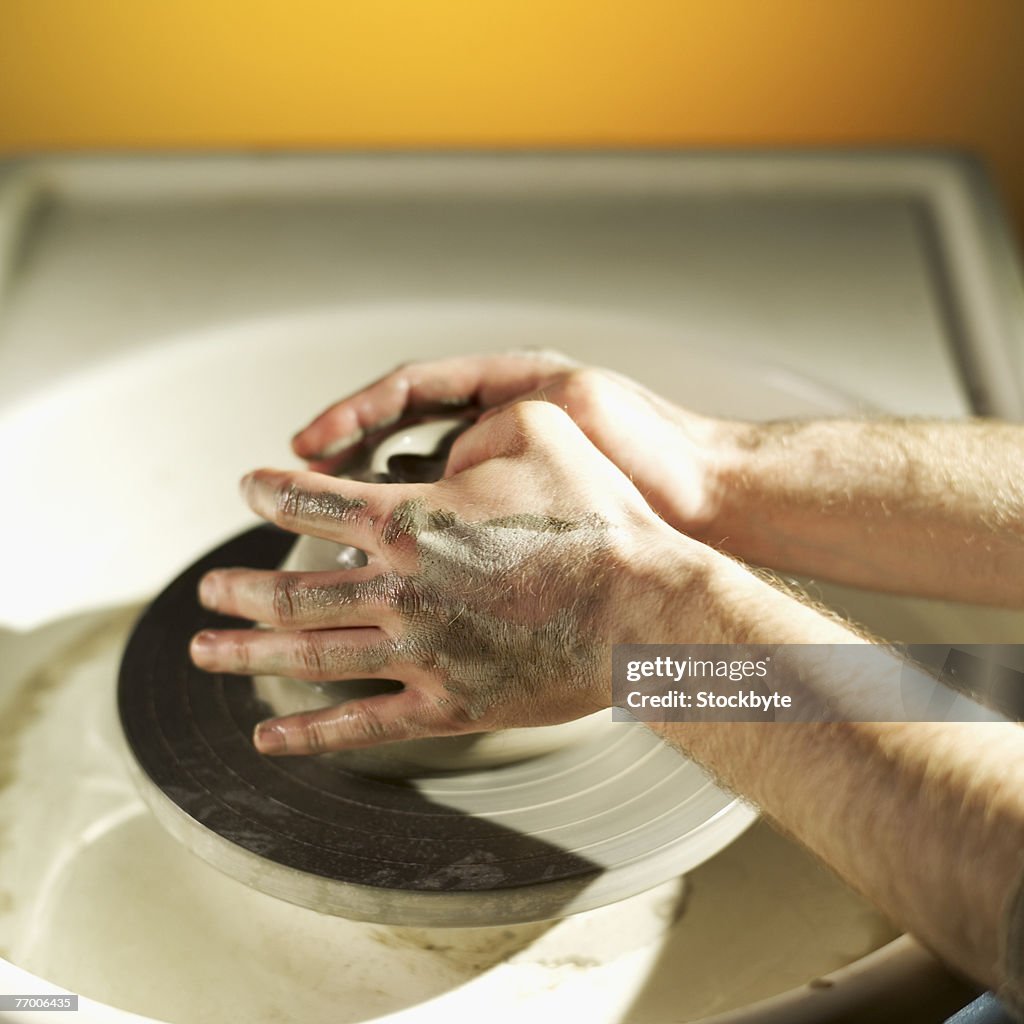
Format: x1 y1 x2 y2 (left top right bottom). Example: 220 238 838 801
611 523 722 645
615 518 856 649
687 418 780 563
675 415 753 542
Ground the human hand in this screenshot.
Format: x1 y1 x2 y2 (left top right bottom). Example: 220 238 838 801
191 402 708 755
291 351 740 538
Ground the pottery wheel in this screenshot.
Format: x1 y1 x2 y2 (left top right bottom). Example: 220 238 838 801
118 525 756 926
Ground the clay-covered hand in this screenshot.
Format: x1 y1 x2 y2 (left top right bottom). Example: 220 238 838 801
291 351 739 538
191 402 706 756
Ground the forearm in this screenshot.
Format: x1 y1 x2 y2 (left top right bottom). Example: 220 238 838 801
640 542 1024 994
701 418 1024 606
658 716 1024 993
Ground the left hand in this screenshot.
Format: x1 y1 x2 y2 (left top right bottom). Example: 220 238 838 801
190 401 708 755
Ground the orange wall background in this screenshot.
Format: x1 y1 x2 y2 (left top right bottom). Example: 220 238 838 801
1 0 1022 240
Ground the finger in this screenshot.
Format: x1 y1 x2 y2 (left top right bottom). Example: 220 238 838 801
241 468 427 554
292 350 578 464
306 413 479 477
189 626 401 680
253 687 457 756
196 567 405 630
444 400 577 477
476 367 625 432
476 386 562 431
473 370 664 479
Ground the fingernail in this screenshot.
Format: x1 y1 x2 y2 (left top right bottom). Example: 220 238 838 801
239 472 254 495
254 722 287 755
198 573 220 608
190 631 218 665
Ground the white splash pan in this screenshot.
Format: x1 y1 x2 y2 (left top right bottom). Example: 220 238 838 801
1 303 1009 1024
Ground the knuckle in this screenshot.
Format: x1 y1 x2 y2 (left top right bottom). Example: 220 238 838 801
230 636 252 673
275 482 305 525
397 579 437 618
271 577 299 625
362 572 405 609
383 366 416 398
347 704 392 743
562 367 607 411
377 505 422 550
434 697 476 731
509 398 568 435
297 635 328 677
303 717 332 755
382 572 416 608
501 401 539 432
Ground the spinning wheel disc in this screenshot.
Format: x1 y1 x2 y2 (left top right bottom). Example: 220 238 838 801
118 525 756 926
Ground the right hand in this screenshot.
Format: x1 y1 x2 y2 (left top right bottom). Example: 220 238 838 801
291 350 739 538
